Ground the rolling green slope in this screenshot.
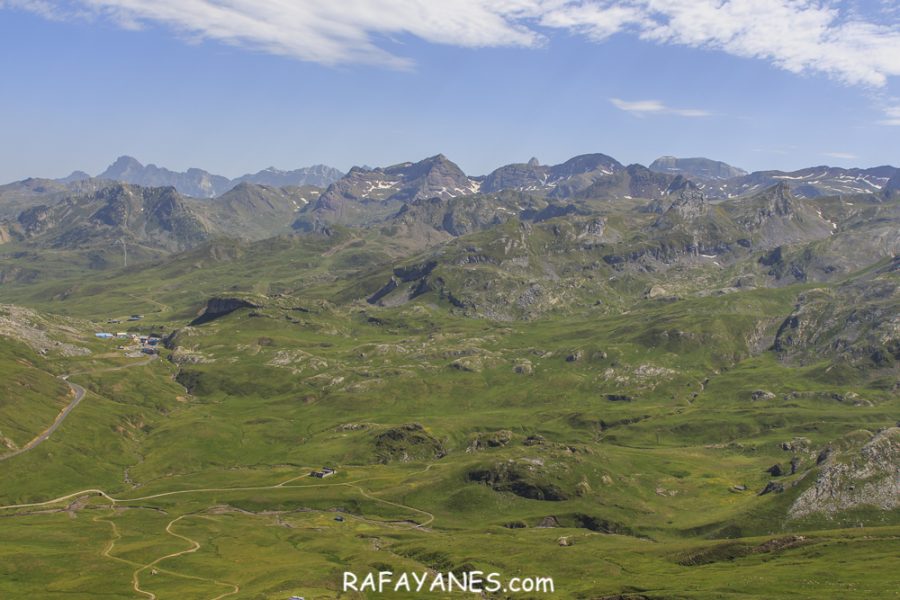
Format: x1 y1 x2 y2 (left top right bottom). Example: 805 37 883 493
0 184 897 599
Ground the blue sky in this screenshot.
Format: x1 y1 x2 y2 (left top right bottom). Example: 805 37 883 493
1 1 899 182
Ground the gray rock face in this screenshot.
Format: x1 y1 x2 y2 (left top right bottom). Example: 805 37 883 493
17 205 55 236
885 171 900 198
789 428 900 518
773 280 900 367
661 190 709 221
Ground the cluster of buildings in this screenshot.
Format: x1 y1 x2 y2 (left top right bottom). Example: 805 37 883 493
93 330 161 355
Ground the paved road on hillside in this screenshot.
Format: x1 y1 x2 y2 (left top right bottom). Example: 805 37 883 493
0 355 156 462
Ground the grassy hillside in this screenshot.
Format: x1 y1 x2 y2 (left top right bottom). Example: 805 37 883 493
0 187 897 599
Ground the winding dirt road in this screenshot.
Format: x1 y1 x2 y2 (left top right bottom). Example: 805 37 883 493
0 355 157 463
0 358 438 598
0 377 86 463
1 465 438 598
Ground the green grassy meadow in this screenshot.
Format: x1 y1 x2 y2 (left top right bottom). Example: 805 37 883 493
1 276 898 599
1 212 898 599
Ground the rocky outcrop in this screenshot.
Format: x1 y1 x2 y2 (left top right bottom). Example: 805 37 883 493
767 464 784 477
758 481 784 495
773 281 900 367
466 459 569 501
789 428 900 518
467 430 513 451
373 423 446 463
367 261 439 306
190 297 260 326
654 190 709 224
17 205 55 236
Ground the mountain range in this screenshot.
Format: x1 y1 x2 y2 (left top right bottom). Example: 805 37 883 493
56 155 345 198
7 153 897 204
1 151 897 273
1 148 898 599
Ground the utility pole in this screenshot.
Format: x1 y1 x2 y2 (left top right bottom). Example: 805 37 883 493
120 238 127 268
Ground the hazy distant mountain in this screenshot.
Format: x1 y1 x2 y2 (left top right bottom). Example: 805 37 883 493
234 165 344 188
98 156 233 198
95 156 343 198
649 156 748 180
57 171 91 184
10 153 897 207
705 165 898 199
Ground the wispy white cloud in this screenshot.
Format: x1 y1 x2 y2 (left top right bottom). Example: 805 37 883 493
636 0 900 87
537 3 646 41
4 1 900 86
880 105 900 125
823 151 858 159
1 0 547 68
610 98 711 117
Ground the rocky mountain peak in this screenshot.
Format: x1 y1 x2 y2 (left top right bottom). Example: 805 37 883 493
551 153 623 178
101 156 144 179
57 170 91 184
527 157 540 167
665 175 699 195
392 154 462 178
